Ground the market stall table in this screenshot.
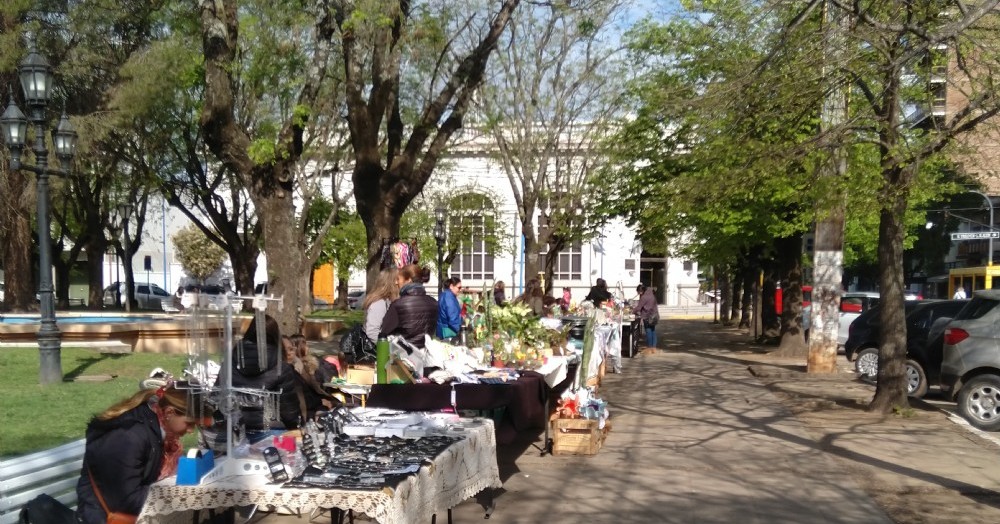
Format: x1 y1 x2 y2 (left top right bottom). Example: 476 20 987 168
366 360 578 446
136 421 501 524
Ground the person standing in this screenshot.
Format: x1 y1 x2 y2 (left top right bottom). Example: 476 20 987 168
634 284 659 348
584 278 613 308
561 287 572 315
953 286 968 300
363 268 399 343
437 277 463 340
493 281 506 306
380 264 438 349
76 384 197 524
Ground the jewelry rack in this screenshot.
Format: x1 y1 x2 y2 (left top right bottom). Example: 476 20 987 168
183 291 287 483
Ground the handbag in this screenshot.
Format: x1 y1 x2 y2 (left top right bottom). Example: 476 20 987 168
87 469 137 524
339 323 376 364
18 494 76 524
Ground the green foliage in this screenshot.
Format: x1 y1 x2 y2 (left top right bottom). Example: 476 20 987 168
599 3 826 267
314 203 367 279
172 225 227 281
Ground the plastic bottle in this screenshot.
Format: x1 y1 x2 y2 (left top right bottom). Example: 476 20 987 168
376 336 390 384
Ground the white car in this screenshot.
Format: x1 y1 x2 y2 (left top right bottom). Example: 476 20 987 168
838 292 881 346
103 282 173 310
837 291 922 346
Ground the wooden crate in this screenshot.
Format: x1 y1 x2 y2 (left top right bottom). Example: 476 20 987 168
551 417 608 456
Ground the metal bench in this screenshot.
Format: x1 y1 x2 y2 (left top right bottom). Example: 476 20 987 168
0 439 85 524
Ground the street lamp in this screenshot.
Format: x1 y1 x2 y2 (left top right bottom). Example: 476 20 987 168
1 43 78 385
434 206 447 293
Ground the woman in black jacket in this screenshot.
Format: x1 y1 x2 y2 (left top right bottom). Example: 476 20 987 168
229 314 303 436
380 264 438 349
76 384 196 524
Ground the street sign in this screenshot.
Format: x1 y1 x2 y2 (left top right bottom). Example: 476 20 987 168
951 231 1000 240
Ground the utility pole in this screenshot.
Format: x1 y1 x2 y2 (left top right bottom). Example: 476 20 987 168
808 1 849 373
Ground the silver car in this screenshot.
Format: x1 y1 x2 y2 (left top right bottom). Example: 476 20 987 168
940 289 1000 430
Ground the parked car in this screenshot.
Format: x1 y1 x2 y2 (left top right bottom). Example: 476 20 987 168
941 290 1000 430
181 284 228 310
102 282 172 310
838 292 881 346
253 282 334 308
347 290 365 310
845 299 967 398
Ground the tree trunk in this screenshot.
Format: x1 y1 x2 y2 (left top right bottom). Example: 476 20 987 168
231 256 257 297
808 205 846 373
718 271 732 324
85 241 108 310
870 166 911 413
760 271 780 339
730 276 742 325
739 267 753 329
808 0 849 373
258 191 303 334
362 193 403 288
519 225 541 297
775 235 807 356
336 277 349 309
0 167 35 312
52 249 72 310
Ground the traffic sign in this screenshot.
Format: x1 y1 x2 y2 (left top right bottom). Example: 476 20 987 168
951 231 1000 240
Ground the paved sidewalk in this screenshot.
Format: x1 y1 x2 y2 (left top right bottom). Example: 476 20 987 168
254 317 1000 523
258 318 895 523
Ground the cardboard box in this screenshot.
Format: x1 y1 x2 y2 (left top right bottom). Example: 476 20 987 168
551 417 608 456
345 365 375 385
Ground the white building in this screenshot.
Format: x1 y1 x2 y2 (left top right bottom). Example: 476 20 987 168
97 131 701 308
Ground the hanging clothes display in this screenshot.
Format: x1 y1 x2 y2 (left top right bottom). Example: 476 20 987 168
379 239 420 269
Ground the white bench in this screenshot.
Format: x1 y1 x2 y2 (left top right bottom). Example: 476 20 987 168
0 439 85 524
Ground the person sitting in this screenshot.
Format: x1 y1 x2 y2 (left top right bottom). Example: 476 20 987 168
226 314 302 436
76 383 198 524
283 335 339 419
437 277 462 340
380 264 438 349
584 278 613 308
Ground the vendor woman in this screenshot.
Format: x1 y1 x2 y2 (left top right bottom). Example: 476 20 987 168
76 383 197 524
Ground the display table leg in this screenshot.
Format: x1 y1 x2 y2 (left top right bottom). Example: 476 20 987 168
484 488 497 519
430 509 453 524
330 508 354 524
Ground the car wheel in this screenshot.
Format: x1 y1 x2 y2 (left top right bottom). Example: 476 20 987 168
855 348 879 382
905 359 928 399
957 374 1000 431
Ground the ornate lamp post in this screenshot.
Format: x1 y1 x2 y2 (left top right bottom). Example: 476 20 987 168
1 43 78 385
433 206 447 293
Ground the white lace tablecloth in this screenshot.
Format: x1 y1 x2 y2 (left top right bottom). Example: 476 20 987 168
137 420 501 524
535 356 569 388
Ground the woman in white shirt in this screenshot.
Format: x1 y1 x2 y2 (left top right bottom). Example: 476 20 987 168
363 268 399 342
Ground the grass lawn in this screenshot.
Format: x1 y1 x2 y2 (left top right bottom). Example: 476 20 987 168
0 347 190 458
308 309 363 325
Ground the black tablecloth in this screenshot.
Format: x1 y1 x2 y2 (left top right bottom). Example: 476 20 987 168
366 361 580 444
367 371 548 444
